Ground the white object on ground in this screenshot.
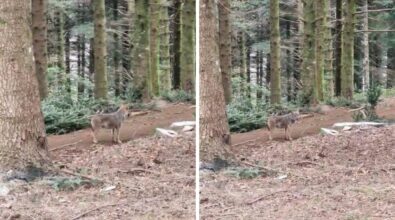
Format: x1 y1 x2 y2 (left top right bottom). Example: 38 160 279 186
321 128 339 136
156 128 178 137
170 121 196 129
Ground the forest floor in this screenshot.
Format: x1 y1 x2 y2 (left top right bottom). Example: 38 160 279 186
201 97 395 220
1 102 195 220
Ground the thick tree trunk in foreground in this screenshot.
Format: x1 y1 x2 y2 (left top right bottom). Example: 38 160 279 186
93 0 108 99
218 0 232 104
0 0 49 172
269 0 281 104
32 0 48 100
200 0 232 163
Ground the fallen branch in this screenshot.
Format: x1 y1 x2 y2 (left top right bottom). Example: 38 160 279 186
246 190 288 205
333 122 386 128
231 138 260 147
130 111 149 117
71 202 127 220
298 114 314 119
50 140 82 152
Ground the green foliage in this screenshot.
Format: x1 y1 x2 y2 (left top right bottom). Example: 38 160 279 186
227 97 268 133
225 167 264 179
162 90 195 103
325 97 362 108
42 89 122 134
48 177 97 191
366 84 382 108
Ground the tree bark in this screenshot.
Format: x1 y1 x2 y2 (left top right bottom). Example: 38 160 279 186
301 0 316 104
334 0 342 96
341 0 356 99
54 9 65 85
180 0 195 93
113 0 121 97
200 0 232 163
323 0 334 99
269 0 281 104
170 0 181 89
315 0 324 101
93 0 108 100
0 0 49 172
32 0 48 100
218 0 232 104
133 0 150 100
159 0 171 94
361 0 369 92
150 0 160 96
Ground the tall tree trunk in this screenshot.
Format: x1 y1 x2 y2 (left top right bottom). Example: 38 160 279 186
180 0 195 93
113 0 121 97
78 35 86 97
93 0 108 100
0 0 49 172
200 0 232 163
121 0 131 95
256 51 262 100
237 31 246 95
55 9 65 85
88 38 94 97
314 0 324 101
285 20 292 102
65 30 71 94
334 0 342 96
246 45 251 99
341 0 356 99
170 0 181 89
133 0 150 100
32 0 48 100
218 0 232 104
361 0 369 92
269 0 281 104
323 0 334 99
150 0 160 96
293 0 304 100
301 0 316 104
158 0 171 94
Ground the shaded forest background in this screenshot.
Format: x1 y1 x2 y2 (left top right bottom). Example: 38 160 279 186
223 0 395 132
33 0 195 134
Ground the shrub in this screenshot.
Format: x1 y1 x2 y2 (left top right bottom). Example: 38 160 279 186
227 97 268 133
162 90 195 103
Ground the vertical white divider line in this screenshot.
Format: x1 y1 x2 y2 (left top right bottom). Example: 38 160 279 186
195 0 200 219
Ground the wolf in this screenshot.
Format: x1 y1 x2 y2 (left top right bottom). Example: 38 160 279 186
267 111 299 141
90 104 130 144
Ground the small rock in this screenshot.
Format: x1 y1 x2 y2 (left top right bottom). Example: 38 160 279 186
101 185 116 192
0 184 10 196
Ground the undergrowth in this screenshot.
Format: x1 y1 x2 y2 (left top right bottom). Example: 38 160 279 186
162 90 195 103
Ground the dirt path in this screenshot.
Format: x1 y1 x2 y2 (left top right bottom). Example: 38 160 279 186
48 102 194 150
232 97 395 145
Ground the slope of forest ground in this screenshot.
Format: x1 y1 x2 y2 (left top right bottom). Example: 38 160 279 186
201 124 395 219
0 103 195 220
232 97 395 144
201 98 395 220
